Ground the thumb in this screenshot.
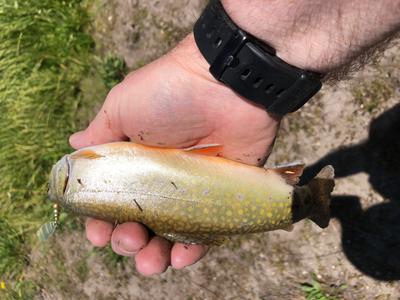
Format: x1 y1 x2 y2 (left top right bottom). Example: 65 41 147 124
69 87 127 149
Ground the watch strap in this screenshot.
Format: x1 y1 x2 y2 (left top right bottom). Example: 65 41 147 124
194 0 322 115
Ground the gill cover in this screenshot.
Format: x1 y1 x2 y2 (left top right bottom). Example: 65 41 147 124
48 155 70 202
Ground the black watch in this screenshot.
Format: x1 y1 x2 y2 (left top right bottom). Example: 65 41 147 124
193 0 323 115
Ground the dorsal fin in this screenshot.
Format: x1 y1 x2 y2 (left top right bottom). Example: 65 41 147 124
183 144 223 156
70 149 103 160
270 162 305 185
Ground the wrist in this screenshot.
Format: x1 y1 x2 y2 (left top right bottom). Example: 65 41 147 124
221 0 400 74
168 33 282 119
169 34 216 84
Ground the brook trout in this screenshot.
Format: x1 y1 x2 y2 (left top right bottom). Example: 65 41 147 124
48 142 334 245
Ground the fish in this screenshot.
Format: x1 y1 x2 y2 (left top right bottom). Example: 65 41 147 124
48 142 335 245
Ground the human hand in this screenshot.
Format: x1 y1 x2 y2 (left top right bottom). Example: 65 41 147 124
69 34 280 276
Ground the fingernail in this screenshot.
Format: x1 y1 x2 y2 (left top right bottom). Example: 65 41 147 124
117 239 140 255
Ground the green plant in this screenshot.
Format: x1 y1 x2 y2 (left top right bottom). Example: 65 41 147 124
0 0 95 290
353 79 394 113
0 280 37 300
100 56 127 90
0 219 28 279
0 0 94 231
301 273 346 300
95 245 129 272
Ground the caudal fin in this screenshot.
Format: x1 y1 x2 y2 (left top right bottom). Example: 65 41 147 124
308 165 335 228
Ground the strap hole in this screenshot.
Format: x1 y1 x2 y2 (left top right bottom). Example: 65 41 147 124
253 77 263 88
241 69 251 80
214 37 222 48
276 88 285 96
227 57 240 68
265 84 275 93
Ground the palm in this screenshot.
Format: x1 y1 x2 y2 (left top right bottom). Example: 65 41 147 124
70 36 280 276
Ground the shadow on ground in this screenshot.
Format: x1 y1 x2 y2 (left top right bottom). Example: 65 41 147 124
301 104 400 281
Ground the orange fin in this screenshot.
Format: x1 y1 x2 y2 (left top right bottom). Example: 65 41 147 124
183 144 223 156
70 149 103 160
270 162 305 185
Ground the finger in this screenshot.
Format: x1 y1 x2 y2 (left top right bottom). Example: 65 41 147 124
135 236 172 276
69 84 128 149
85 218 113 247
110 222 149 257
171 243 209 269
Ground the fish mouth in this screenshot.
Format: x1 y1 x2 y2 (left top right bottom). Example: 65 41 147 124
48 155 70 204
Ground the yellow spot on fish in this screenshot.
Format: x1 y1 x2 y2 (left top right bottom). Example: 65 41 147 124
1 281 5 289
238 209 244 215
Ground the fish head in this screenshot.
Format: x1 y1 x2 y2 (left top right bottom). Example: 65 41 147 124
48 155 70 205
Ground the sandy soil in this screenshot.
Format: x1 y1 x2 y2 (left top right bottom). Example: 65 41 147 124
29 1 400 299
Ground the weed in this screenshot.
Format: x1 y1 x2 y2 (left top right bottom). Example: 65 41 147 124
301 273 347 300
0 280 37 300
0 219 28 279
100 56 127 90
0 0 95 292
95 245 129 272
0 0 93 232
353 79 394 113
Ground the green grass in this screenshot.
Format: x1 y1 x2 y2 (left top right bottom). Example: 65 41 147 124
0 0 93 232
100 56 127 90
95 245 129 272
0 0 127 296
353 79 394 113
301 274 347 300
0 219 28 280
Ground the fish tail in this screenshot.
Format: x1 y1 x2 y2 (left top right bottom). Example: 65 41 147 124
307 165 335 228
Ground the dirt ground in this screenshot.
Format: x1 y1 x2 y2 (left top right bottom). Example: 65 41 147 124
28 1 400 299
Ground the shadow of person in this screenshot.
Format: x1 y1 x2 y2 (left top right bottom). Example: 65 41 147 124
301 104 400 281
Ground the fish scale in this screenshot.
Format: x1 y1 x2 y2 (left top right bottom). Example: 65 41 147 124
47 142 334 245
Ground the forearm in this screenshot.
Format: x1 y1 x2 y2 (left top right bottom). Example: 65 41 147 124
222 0 400 74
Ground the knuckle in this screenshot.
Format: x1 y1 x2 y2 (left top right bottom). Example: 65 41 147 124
105 82 125 103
